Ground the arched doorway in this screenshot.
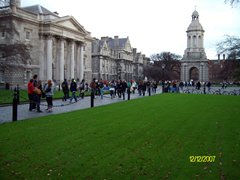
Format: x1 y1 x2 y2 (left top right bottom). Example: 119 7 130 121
190 67 199 81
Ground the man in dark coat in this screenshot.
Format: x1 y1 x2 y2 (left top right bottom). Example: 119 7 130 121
70 79 78 103
61 79 69 101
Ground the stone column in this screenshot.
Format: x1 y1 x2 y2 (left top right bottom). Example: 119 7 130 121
180 63 184 82
39 35 45 81
76 44 80 80
46 35 53 80
80 44 84 81
186 65 190 82
59 38 64 83
99 56 103 79
70 41 75 79
199 63 204 82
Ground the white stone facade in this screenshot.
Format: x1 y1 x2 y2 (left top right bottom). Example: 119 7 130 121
0 1 92 87
181 10 209 82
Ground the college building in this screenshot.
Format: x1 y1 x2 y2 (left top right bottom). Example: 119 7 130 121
0 0 148 88
92 36 147 81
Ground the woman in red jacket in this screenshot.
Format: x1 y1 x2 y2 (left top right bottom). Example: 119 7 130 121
27 79 34 111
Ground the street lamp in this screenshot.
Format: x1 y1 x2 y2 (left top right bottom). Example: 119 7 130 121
161 63 166 80
161 63 166 93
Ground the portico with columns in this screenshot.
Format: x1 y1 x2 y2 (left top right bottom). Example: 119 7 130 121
40 36 85 83
0 0 92 86
38 15 92 84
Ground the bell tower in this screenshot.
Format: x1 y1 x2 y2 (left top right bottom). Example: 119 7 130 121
181 10 209 82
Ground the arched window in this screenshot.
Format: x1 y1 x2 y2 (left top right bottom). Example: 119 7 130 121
193 36 197 47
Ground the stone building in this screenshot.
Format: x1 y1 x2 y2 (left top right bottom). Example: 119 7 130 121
0 0 92 87
181 10 209 82
92 36 144 81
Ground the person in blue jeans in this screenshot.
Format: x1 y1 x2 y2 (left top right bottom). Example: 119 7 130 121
70 79 78 103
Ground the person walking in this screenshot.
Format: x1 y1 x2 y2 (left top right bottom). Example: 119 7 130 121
70 79 78 103
32 74 38 110
61 79 69 101
109 81 115 99
79 79 85 99
99 79 104 99
121 80 127 100
45 80 54 112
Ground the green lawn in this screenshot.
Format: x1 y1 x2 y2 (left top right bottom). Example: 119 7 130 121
0 89 91 105
0 94 240 179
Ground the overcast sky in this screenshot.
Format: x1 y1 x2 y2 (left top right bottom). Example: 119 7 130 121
21 0 240 59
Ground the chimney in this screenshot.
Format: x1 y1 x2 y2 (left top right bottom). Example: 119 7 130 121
101 36 108 41
114 36 119 47
133 48 137 55
16 0 21 7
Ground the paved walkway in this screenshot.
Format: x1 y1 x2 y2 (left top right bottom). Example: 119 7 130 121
0 90 161 124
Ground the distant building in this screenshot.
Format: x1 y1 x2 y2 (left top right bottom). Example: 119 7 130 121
181 10 209 82
209 54 240 82
92 36 145 81
0 0 92 87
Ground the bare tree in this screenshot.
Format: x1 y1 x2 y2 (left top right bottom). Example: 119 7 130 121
143 52 181 81
215 35 240 81
225 0 240 7
0 0 10 9
216 35 240 60
0 10 32 74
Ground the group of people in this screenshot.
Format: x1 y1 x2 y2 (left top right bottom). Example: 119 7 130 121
27 75 53 112
59 78 159 102
61 78 87 103
159 80 213 93
88 79 158 100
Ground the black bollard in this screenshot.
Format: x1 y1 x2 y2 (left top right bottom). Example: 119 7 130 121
12 89 18 121
15 86 20 104
90 91 94 107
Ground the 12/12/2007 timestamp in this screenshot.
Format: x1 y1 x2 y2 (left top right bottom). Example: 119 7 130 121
189 156 216 162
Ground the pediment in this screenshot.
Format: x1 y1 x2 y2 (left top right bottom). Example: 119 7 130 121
125 39 132 52
52 16 87 34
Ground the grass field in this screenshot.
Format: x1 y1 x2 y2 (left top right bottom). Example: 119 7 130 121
0 94 240 179
0 89 91 105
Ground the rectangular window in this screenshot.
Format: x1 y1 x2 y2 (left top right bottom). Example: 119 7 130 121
26 31 30 40
0 70 4 82
0 52 6 58
1 30 5 38
24 28 32 40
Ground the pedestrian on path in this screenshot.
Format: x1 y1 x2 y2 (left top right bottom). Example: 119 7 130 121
27 79 34 111
61 79 69 101
70 79 78 103
45 80 54 112
79 79 85 99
